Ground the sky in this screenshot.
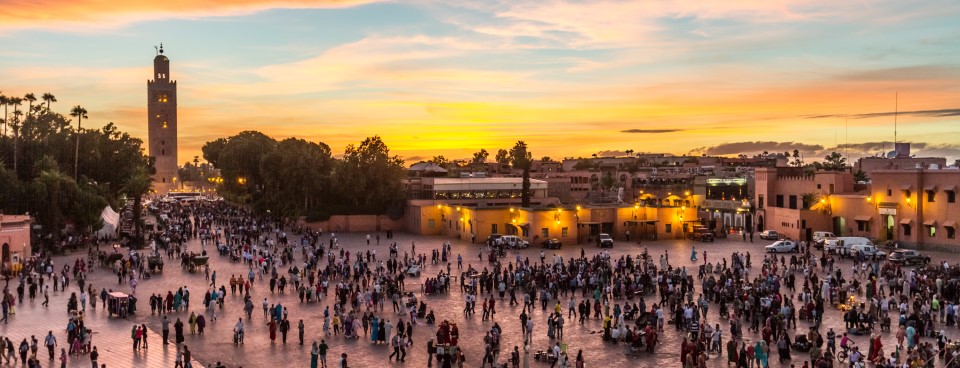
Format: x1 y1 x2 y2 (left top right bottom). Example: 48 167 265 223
2 0 960 164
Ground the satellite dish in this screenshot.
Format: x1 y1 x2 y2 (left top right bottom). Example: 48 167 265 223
886 150 898 159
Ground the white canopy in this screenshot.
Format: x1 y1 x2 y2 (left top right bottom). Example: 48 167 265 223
96 206 120 237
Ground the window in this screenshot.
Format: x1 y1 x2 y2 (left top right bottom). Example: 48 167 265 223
161 177 166 183
928 226 936 238
561 227 569 237
161 140 165 146
758 195 764 209
948 227 956 239
541 228 549 237
948 191 956 203
427 219 435 228
665 224 672 233
857 221 871 232
491 224 498 234
905 190 912 198
903 224 912 237
887 189 892 196
927 191 935 203
161 149 165 155
776 195 784 208
788 195 797 209
817 184 822 189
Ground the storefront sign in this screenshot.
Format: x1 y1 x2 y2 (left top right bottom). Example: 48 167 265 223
706 178 747 186
879 208 897 215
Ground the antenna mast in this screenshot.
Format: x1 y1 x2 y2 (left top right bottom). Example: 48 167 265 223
894 92 898 148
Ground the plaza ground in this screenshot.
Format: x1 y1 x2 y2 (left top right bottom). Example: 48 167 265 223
5 232 959 367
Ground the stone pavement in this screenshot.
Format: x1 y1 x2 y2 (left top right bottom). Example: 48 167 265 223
5 232 960 368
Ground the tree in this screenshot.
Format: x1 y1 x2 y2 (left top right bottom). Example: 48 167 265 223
821 152 846 171
41 92 56 112
573 159 594 170
201 137 228 168
259 138 333 219
122 166 153 247
541 156 552 163
430 155 448 166
24 93 36 118
472 149 488 164
509 141 533 207
854 170 869 183
69 105 88 180
495 149 510 166
601 171 617 191
334 136 406 215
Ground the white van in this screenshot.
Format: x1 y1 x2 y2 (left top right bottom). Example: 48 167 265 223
812 231 836 247
824 237 873 254
849 244 886 259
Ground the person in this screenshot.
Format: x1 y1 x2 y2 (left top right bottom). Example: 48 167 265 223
89 346 98 368
427 339 437 367
575 350 584 368
311 341 319 368
299 320 305 345
318 340 328 368
691 246 697 262
511 345 520 368
59 348 66 368
44 331 56 360
162 316 171 345
339 353 348 368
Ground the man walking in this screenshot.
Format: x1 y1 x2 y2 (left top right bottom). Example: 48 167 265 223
44 331 56 360
162 316 171 345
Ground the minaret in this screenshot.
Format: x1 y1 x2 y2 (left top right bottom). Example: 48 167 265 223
147 44 178 193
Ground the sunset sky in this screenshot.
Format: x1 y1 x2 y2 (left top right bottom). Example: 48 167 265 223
2 0 960 163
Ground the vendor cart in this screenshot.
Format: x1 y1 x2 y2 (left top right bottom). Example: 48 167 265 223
106 292 135 318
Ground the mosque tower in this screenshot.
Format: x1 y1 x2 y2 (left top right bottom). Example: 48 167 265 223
147 43 179 193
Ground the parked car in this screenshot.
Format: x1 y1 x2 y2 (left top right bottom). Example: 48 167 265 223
887 250 931 266
765 240 797 253
406 264 421 277
597 233 614 248
542 238 562 249
486 234 503 245
759 230 780 240
499 235 529 249
690 227 714 242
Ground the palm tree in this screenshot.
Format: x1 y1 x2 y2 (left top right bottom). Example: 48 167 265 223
11 109 23 172
123 166 153 247
41 92 56 112
509 141 533 207
23 93 36 119
69 105 88 180
0 93 7 136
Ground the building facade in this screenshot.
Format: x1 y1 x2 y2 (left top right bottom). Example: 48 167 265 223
147 44 179 193
0 215 31 271
754 167 853 241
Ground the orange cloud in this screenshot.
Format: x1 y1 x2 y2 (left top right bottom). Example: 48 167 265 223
0 0 376 30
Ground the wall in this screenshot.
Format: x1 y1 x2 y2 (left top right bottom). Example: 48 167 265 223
300 215 404 233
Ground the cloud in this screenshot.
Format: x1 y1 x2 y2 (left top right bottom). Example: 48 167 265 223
0 0 375 30
824 141 927 153
694 141 824 156
804 108 960 120
621 129 685 133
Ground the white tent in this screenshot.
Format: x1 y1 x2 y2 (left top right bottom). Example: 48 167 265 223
96 206 120 238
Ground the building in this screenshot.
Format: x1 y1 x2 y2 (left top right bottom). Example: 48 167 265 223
405 203 699 246
694 176 755 232
829 166 960 249
854 143 946 174
147 44 179 193
406 177 552 206
0 215 32 271
753 167 854 241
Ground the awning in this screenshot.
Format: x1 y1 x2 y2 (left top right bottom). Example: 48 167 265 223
577 221 602 225
899 184 913 191
944 185 958 193
900 219 913 225
854 216 872 222
923 219 937 226
924 185 937 192
944 221 957 228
